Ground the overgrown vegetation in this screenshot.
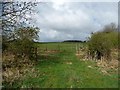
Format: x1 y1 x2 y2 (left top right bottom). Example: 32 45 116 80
88 23 118 60
1 1 39 87
8 27 39 59
1 1 118 88
9 43 118 88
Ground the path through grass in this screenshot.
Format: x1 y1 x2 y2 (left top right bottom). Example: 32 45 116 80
18 43 118 88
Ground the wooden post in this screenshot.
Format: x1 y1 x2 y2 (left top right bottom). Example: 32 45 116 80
78 44 80 54
46 45 47 51
94 51 97 61
58 44 60 51
88 50 91 60
76 44 78 54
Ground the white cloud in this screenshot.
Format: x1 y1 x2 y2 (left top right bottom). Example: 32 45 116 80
15 0 119 2
30 2 118 42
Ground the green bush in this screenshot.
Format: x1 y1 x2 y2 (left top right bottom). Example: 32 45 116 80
9 39 34 59
88 32 112 60
88 23 118 60
8 27 39 60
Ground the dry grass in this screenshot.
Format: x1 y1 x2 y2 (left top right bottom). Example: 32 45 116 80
76 48 118 75
2 52 36 87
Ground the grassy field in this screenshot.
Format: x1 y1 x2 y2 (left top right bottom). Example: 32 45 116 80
14 42 118 88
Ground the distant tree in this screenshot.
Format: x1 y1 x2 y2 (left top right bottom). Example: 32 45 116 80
102 23 117 33
102 23 118 48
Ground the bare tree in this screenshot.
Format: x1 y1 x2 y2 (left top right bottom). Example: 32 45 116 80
0 1 38 50
102 23 117 33
0 1 38 40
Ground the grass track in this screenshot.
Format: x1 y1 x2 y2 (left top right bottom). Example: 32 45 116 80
17 43 118 88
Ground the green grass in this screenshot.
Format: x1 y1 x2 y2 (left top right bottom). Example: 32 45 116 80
16 42 118 88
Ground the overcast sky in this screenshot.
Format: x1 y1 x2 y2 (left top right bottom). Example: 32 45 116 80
25 1 118 42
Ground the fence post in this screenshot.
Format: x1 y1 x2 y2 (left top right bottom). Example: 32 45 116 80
58 44 60 51
76 44 77 54
78 44 80 54
46 45 47 51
